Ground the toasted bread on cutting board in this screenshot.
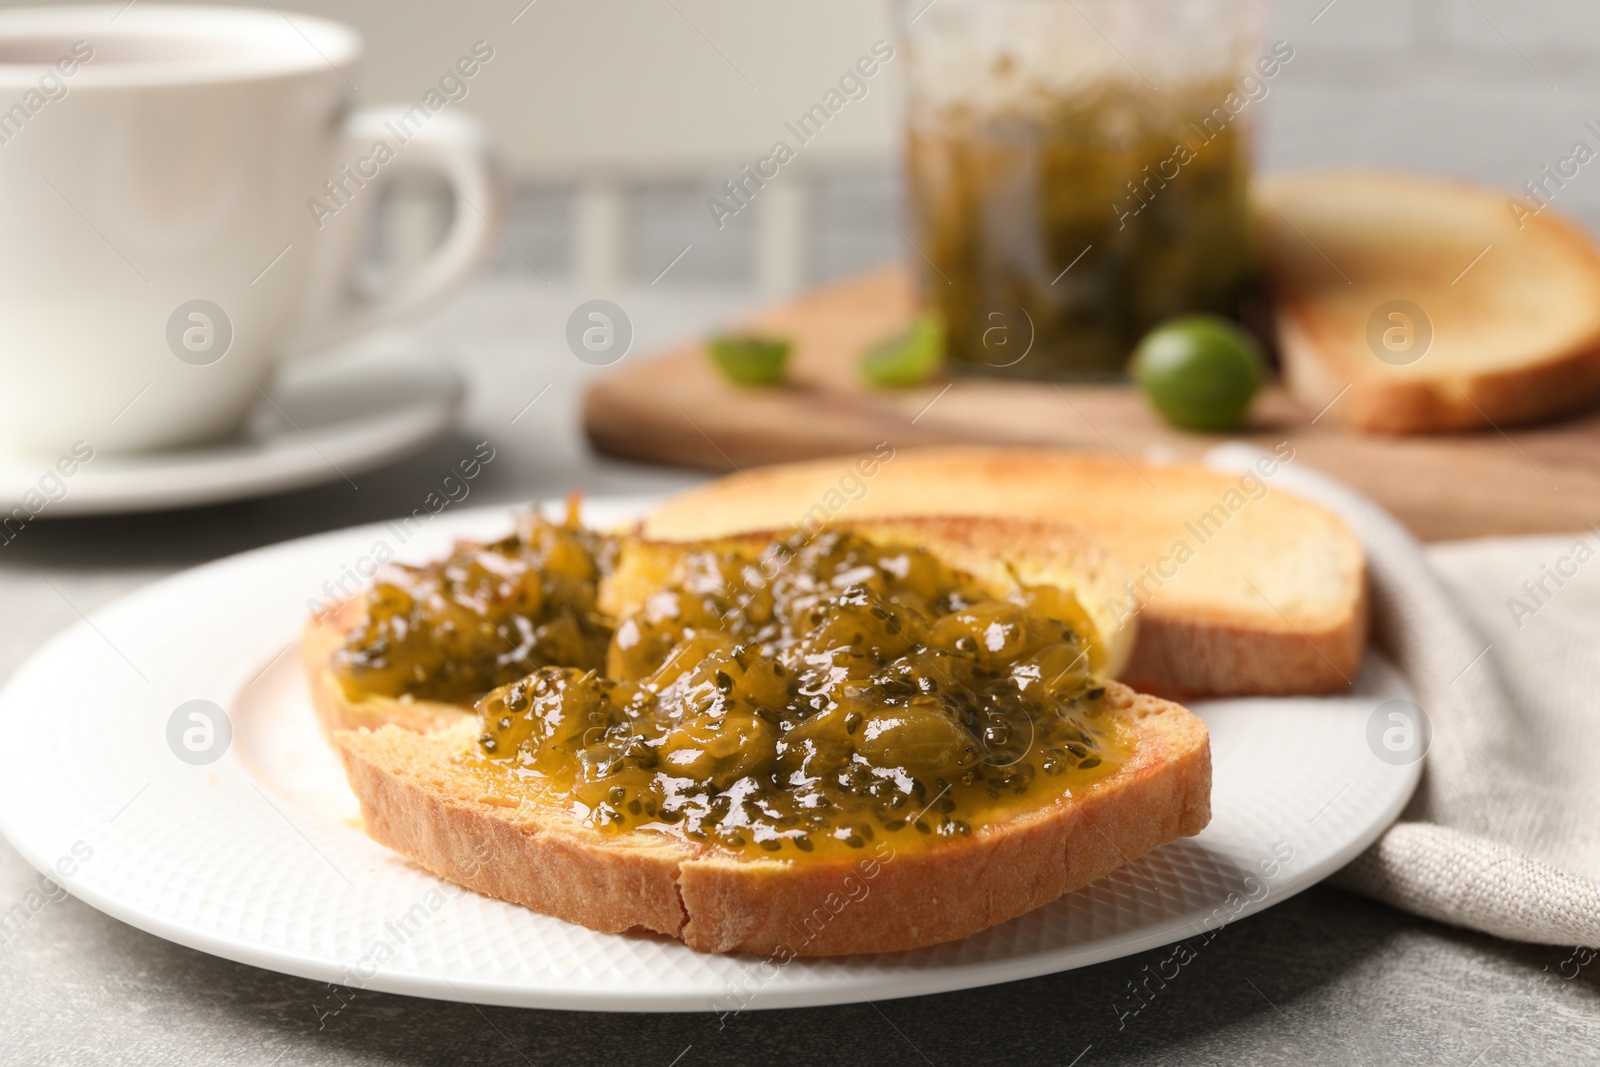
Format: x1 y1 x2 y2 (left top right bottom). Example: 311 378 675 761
1257 169 1600 434
642 447 1367 699
333 514 1209 956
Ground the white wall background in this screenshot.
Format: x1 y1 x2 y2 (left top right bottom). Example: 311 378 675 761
5 0 1597 287
276 0 898 178
1260 0 1600 226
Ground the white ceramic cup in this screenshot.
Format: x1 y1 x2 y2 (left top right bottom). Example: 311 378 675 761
0 5 507 454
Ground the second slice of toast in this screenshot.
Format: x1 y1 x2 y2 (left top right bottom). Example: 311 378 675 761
643 448 1367 699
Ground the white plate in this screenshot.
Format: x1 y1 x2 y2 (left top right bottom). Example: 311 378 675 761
0 332 463 516
0 499 1420 1012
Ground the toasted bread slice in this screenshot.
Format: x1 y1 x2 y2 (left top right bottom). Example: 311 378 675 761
1258 169 1600 434
330 513 1209 955
642 447 1367 699
304 513 1139 735
335 680 1209 956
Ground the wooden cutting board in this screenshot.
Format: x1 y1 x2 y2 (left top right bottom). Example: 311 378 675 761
583 266 1600 541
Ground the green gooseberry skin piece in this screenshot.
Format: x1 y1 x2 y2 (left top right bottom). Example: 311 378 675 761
708 335 792 386
1129 315 1265 432
861 313 945 388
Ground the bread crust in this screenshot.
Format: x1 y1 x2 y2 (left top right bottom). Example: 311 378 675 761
337 720 692 938
333 682 1210 956
1119 572 1369 700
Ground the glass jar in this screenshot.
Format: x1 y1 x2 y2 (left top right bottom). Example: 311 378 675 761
898 0 1266 377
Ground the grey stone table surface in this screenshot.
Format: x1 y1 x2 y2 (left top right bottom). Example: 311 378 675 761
3 280 1599 1066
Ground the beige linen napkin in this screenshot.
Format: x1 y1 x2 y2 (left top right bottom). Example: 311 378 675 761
1206 443 1600 947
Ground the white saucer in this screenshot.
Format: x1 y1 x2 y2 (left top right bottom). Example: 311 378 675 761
0 500 1423 1011
0 332 464 516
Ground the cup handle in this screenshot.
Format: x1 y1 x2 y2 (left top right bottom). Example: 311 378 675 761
298 107 507 350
